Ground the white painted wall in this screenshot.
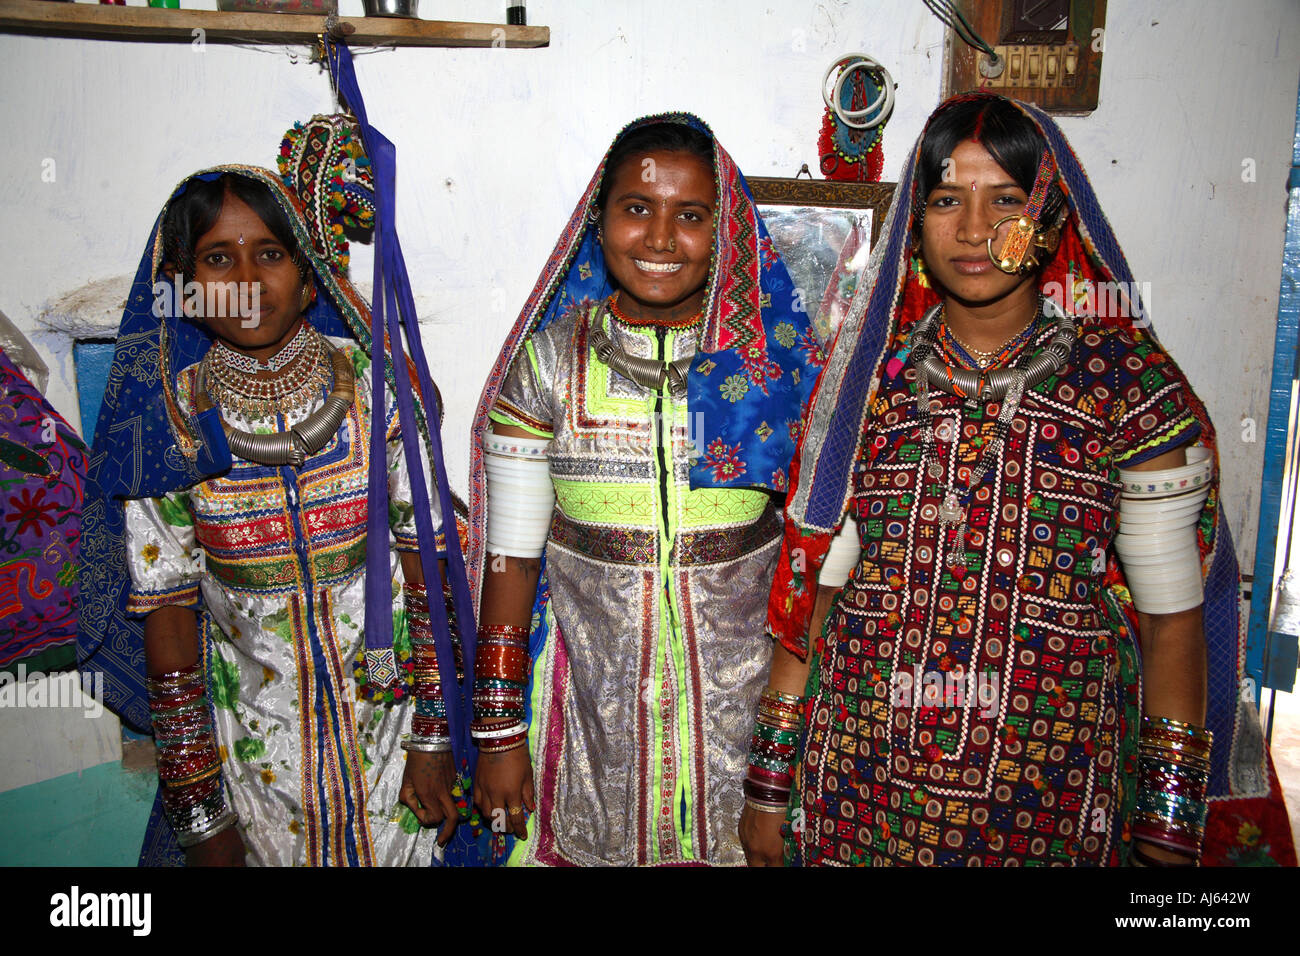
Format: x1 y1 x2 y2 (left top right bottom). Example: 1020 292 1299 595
1 0 1297 790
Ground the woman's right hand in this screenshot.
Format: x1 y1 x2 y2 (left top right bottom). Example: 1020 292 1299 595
473 745 535 840
185 825 247 867
739 803 786 867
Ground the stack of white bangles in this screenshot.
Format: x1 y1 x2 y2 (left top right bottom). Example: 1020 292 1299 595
818 518 861 589
483 432 555 559
1112 446 1212 614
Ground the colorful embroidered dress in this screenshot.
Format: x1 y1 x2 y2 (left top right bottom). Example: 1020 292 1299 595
471 114 825 865
78 166 464 866
769 93 1296 867
124 340 439 866
798 313 1198 865
0 348 85 674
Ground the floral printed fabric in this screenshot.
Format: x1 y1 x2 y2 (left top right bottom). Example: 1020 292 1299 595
684 212 826 495
124 342 438 866
0 348 85 673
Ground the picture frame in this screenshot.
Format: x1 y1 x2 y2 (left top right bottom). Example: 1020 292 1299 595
749 177 896 342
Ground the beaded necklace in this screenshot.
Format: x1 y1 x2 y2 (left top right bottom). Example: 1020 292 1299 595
201 322 330 422
909 296 1072 574
940 310 1041 370
195 340 354 469
210 318 313 374
607 290 703 330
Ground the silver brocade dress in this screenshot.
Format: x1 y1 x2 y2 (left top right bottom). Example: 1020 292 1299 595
492 306 779 865
124 338 441 866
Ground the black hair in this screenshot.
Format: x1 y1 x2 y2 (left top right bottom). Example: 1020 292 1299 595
161 173 306 278
595 122 715 210
914 96 1067 234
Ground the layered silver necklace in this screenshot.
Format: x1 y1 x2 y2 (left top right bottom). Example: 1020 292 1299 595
588 311 695 399
195 325 356 469
201 321 329 422
908 297 1076 571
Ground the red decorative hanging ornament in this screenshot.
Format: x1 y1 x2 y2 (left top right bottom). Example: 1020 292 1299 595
818 53 896 183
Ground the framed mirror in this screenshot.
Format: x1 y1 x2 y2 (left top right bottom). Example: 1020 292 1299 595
749 178 895 342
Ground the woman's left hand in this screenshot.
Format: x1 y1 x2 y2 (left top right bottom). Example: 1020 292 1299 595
739 803 787 866
400 751 459 846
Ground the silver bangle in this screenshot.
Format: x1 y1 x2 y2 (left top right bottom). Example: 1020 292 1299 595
470 721 528 741
175 809 240 848
744 798 790 814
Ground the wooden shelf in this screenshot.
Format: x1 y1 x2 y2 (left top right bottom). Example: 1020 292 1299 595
0 0 549 47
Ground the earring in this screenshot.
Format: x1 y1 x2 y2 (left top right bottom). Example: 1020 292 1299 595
300 284 315 312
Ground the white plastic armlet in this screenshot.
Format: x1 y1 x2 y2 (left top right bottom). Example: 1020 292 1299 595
818 517 860 589
484 432 555 559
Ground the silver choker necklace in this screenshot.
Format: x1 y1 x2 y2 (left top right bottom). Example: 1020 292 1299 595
211 319 312 374
909 297 1076 403
195 339 355 469
589 314 694 399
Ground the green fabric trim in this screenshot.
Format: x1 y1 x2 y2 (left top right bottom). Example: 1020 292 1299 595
487 408 553 439
678 487 770 527
1 642 76 677
1114 413 1198 464
649 588 669 862
666 580 696 860
552 479 657 525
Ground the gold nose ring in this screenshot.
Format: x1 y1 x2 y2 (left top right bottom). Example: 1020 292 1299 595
986 214 1035 274
668 238 676 252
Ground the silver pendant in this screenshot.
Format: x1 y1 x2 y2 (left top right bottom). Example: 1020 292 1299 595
938 493 965 526
928 461 944 478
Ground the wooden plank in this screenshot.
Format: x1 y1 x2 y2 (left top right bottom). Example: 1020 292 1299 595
0 0 549 47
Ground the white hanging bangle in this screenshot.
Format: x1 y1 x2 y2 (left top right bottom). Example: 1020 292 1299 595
821 54 896 131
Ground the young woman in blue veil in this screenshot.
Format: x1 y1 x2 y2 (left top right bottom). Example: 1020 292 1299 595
78 166 465 866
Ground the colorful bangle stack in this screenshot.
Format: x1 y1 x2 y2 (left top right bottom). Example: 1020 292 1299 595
402 582 451 753
743 688 804 814
148 663 238 848
471 623 529 754
1131 714 1213 865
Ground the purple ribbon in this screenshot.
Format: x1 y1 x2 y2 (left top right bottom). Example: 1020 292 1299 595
328 39 477 772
